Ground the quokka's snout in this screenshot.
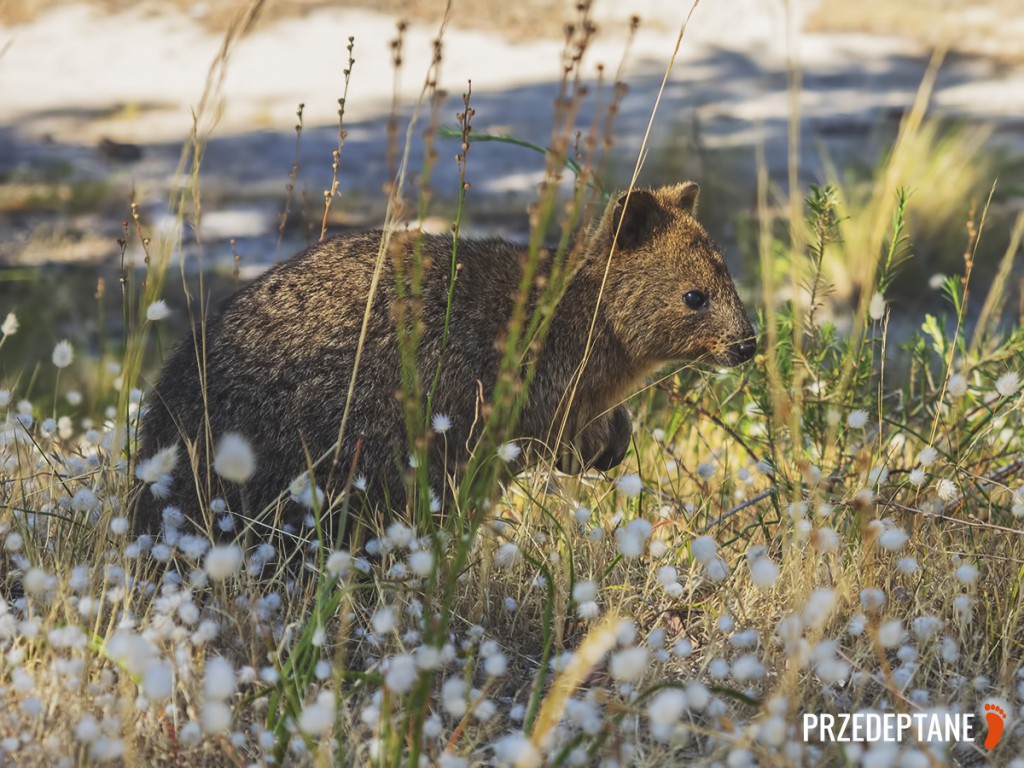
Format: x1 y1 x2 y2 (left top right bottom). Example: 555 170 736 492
718 307 758 366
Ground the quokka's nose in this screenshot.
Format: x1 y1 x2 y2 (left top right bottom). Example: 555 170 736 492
733 338 756 362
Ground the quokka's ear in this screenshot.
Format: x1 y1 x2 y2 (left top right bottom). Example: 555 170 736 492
611 189 662 248
673 181 700 214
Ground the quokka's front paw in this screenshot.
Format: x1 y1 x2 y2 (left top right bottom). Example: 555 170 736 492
589 405 632 471
557 405 633 474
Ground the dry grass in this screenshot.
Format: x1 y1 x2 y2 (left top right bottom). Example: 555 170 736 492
0 1 1023 767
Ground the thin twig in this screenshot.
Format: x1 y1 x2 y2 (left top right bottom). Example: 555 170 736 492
699 490 774 533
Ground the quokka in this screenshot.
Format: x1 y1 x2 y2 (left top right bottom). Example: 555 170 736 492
134 183 755 538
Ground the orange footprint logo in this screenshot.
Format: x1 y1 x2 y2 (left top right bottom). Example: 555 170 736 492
983 702 1007 750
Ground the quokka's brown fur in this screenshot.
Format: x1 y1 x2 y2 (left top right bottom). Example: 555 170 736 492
135 183 755 537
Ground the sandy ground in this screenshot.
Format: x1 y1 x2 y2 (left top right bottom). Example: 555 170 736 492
2 0 1024 269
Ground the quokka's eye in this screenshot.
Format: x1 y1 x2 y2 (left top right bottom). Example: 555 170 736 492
683 290 708 310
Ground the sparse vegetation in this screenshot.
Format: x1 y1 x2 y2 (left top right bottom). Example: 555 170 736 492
1 2 1023 767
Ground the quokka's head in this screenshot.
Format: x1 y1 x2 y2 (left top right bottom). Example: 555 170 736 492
589 182 756 369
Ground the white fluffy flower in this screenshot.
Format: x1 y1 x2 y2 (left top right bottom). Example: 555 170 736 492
995 371 1020 398
732 654 765 681
846 409 868 429
846 613 867 637
201 701 232 734
940 636 959 663
431 413 451 433
88 741 123 765
748 556 779 590
178 722 201 745
213 433 256 483
371 607 396 636
492 732 542 768
75 716 100 743
955 564 979 585
615 619 637 646
384 654 418 693
493 542 520 568
802 588 836 629
52 340 74 369
917 446 938 467
142 660 174 700
298 692 335 735
609 646 649 682
385 522 414 549
909 468 926 487
936 478 958 502
697 461 717 481
877 620 905 648
616 473 643 497
615 528 644 558
135 445 179 484
203 657 236 700
572 580 598 603
442 677 468 718
205 544 242 581
289 473 324 509
407 550 434 577
691 535 718 565
647 688 686 727
947 373 968 397
867 465 889 486
878 527 908 551
897 557 918 575
326 550 351 578
496 442 521 463
22 567 51 597
71 489 98 514
708 658 730 678
912 615 944 641
706 557 729 581
484 653 508 677
868 292 887 321
146 300 170 321
656 566 677 587
860 587 886 611
673 639 693 659
1 312 17 336
814 527 840 553
439 755 467 768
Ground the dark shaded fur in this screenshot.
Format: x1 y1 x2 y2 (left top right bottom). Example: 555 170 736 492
135 184 755 536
